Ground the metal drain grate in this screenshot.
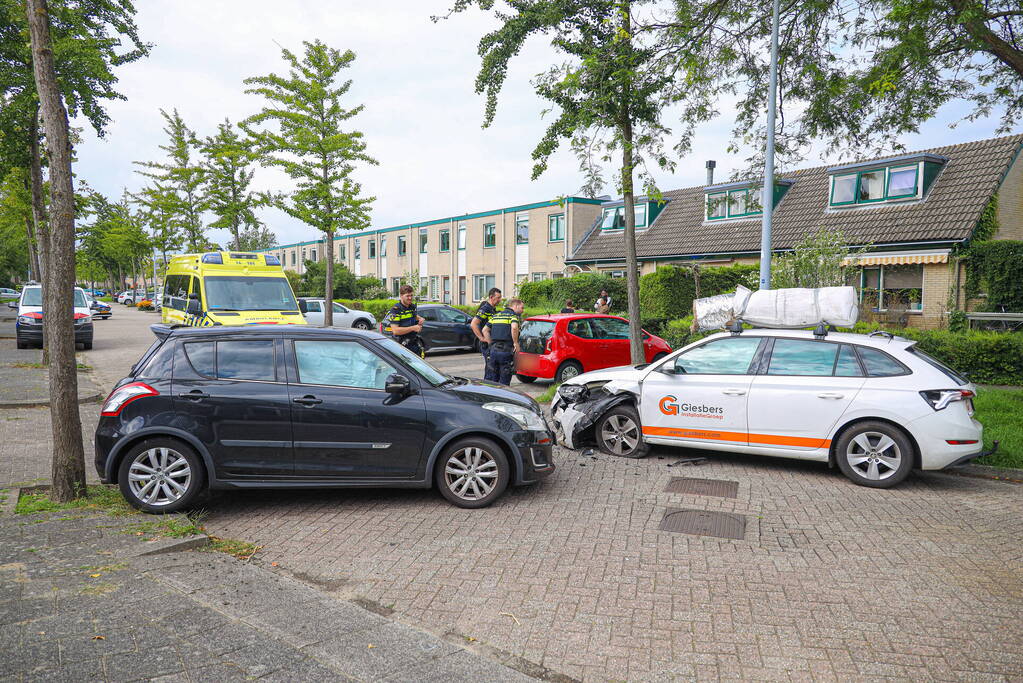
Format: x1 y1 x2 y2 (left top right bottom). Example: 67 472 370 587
664 477 738 498
658 508 746 539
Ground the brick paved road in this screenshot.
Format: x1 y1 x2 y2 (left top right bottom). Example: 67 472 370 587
201 452 1023 681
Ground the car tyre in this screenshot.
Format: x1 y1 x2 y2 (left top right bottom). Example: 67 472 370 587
434 437 509 509
352 319 372 330
596 405 650 459
515 374 536 383
835 421 914 488
555 360 583 384
118 438 207 514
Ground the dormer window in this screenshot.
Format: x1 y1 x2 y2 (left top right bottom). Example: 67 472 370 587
601 203 647 230
705 181 788 221
828 154 944 208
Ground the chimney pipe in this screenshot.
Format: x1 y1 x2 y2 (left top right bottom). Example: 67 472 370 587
706 160 716 186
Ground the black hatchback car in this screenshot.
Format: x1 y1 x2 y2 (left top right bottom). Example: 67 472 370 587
380 303 478 353
96 325 555 512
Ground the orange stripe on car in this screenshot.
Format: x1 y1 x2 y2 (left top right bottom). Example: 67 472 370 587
642 426 830 449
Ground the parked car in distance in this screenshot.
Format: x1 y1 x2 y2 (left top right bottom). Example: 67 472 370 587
552 328 987 489
0 287 20 301
118 290 147 305
83 288 106 297
515 313 672 384
12 284 93 349
85 292 112 320
298 298 376 329
380 303 479 354
95 324 556 513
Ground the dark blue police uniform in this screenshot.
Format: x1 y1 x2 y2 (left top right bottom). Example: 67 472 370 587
473 300 497 364
484 306 519 385
386 301 424 357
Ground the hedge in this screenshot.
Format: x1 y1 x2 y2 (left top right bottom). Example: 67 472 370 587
518 273 627 312
639 264 758 320
847 323 1023 385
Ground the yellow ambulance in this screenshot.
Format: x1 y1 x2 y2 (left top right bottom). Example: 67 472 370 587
161 251 305 327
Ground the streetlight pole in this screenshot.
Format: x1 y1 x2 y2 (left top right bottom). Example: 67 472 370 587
759 0 781 290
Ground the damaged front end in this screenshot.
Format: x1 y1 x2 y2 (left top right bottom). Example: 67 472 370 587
552 379 641 449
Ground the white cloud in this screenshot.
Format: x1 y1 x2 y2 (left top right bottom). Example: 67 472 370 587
71 0 1016 248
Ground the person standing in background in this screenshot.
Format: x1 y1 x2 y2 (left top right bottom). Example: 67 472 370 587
471 287 502 367
594 289 611 311
560 299 575 314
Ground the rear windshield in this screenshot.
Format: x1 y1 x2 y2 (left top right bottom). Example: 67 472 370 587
519 320 555 354
907 346 968 385
204 276 297 312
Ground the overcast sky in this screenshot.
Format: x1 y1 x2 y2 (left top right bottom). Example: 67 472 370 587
72 1 1016 249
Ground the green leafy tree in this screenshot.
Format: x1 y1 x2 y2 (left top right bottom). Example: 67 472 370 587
135 109 207 251
202 118 264 250
242 40 377 327
133 181 183 265
443 1 714 363
299 258 358 298
0 167 31 285
770 228 863 290
237 224 278 251
659 0 1023 163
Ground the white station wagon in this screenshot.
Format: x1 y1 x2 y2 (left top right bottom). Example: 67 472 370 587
552 328 987 488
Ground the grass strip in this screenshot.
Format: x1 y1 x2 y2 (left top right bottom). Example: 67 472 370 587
974 386 1023 469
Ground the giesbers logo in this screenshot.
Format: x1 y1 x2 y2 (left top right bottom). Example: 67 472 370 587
658 395 724 417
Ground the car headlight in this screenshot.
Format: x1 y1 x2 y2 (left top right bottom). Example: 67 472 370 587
17 315 37 325
482 402 547 431
558 384 589 404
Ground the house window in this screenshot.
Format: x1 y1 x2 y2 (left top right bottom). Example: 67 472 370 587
831 164 922 207
442 276 451 303
532 272 545 282
397 235 406 256
457 225 466 250
419 228 428 253
290 251 296 266
548 214 565 242
339 244 346 261
706 192 727 220
419 277 428 296
391 278 401 296
440 229 450 252
516 213 529 244
483 223 496 248
855 265 924 312
551 272 564 279
368 240 376 259
310 248 317 262
379 237 386 258
601 204 649 229
429 276 439 300
354 241 361 259
473 274 496 300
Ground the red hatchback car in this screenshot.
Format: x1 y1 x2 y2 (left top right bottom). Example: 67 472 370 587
514 313 672 384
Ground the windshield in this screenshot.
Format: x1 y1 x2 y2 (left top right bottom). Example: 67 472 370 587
22 288 41 306
379 338 449 386
203 276 298 312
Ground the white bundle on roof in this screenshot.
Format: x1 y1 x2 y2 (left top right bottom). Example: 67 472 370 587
693 285 858 330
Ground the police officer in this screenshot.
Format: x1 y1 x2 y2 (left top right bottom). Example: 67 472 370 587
470 287 502 367
483 297 524 385
387 284 426 357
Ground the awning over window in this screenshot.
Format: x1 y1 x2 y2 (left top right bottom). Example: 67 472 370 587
844 249 950 266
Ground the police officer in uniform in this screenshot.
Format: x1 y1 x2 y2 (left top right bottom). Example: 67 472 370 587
483 297 524 385
470 287 502 367
387 284 426 357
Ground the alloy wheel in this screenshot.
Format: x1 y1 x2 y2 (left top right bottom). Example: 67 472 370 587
601 414 640 455
127 447 192 506
444 447 499 501
845 431 902 481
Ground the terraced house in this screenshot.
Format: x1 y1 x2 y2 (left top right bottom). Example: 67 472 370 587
264 134 1022 327
569 134 1023 329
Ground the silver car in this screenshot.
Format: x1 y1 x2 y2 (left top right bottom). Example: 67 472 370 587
298 298 376 329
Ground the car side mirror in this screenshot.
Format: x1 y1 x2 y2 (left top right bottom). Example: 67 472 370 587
186 296 201 316
7 301 16 309
385 373 411 396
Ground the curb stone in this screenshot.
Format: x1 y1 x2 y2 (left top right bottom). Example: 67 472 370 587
945 462 1023 483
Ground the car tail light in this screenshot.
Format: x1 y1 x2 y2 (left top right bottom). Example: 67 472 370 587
101 382 158 416
920 389 974 411
545 337 553 354
945 439 979 445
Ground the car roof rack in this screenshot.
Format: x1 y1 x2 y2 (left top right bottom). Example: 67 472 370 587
813 323 828 339
868 330 894 340
726 320 743 336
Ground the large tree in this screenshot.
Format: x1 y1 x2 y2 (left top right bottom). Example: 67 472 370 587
444 0 715 363
202 118 263 251
242 39 376 327
657 0 1023 164
135 109 208 251
26 0 85 502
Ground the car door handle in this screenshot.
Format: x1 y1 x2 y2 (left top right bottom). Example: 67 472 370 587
722 389 747 396
817 392 845 399
180 391 209 400
293 395 322 406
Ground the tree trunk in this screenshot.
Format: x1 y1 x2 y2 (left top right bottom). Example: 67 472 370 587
324 232 334 327
27 0 86 503
620 3 643 364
